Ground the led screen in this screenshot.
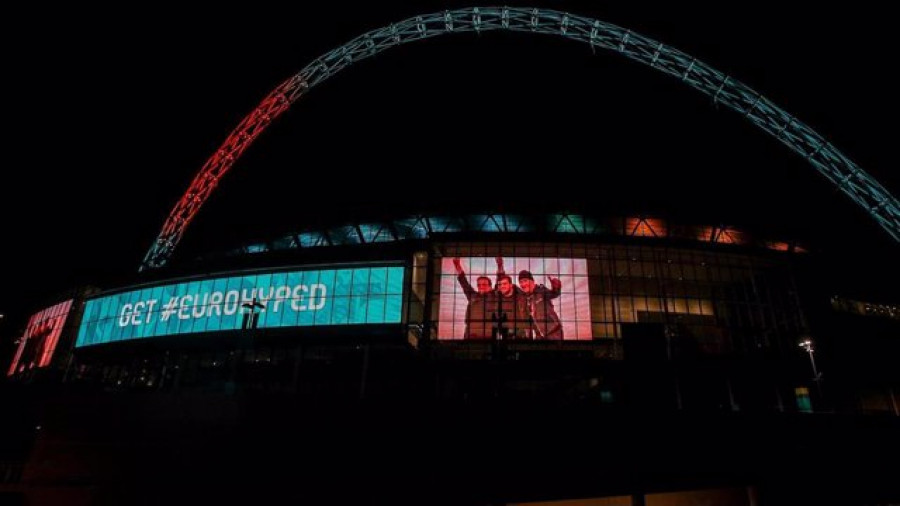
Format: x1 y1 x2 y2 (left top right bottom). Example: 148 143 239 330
437 257 591 340
76 266 404 347
8 299 73 376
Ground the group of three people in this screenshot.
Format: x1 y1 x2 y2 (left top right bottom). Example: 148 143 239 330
452 257 564 340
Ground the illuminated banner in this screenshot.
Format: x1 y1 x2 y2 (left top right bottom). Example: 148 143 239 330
8 299 73 376
437 257 592 340
76 266 404 347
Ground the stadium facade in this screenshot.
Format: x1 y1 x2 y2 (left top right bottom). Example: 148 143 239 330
14 214 816 411
4 213 898 505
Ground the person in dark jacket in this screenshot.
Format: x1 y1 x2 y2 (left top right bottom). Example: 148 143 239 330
517 270 563 340
494 273 532 339
452 258 497 339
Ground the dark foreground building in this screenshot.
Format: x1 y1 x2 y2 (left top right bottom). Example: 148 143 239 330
2 214 899 505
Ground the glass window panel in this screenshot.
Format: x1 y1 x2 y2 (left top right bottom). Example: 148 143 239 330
349 297 367 324
240 274 258 302
544 257 562 276
98 296 113 323
368 267 387 295
592 323 618 338
385 294 403 323
331 296 350 324
279 294 300 328
351 268 370 296
255 273 273 300
334 269 353 297
119 315 134 341
296 299 315 326
193 307 210 333
179 304 196 334
571 275 590 295
366 295 386 323
617 298 636 322
313 293 334 326
219 288 239 331
256 301 278 328
285 271 302 292
302 269 321 288
387 266 404 295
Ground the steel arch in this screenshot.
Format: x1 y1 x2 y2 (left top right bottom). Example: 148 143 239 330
140 6 900 270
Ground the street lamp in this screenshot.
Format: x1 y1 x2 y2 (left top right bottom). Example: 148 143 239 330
240 298 265 330
798 339 817 375
799 338 823 395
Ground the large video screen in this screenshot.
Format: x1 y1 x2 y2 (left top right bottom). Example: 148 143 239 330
7 299 74 376
437 257 591 340
76 266 404 347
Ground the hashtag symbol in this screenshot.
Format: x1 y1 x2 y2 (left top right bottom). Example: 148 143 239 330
160 297 179 322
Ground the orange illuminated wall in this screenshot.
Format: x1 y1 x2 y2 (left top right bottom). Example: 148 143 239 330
624 217 666 237
7 299 73 376
765 241 790 252
697 226 747 245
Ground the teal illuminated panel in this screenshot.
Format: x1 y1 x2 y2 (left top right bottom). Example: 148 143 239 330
76 266 405 347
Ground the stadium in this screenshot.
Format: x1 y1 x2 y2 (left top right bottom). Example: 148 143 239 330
3 7 899 506
17 214 816 400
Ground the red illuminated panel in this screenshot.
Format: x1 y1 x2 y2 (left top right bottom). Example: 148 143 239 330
7 299 73 376
765 241 791 252
624 217 666 237
697 226 747 245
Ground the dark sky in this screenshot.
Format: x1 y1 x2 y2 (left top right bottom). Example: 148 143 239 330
3 2 898 330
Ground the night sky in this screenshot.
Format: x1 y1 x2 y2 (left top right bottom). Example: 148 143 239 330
3 2 898 332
